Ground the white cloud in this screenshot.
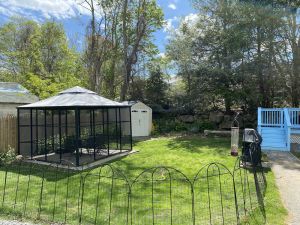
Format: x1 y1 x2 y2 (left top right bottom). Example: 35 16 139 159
0 0 93 20
157 52 166 58
0 5 15 17
183 13 199 25
163 19 173 32
168 3 176 10
163 16 179 32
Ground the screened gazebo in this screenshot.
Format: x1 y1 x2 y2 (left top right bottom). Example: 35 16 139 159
17 86 132 166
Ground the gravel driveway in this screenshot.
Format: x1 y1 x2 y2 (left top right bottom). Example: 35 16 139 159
267 151 300 225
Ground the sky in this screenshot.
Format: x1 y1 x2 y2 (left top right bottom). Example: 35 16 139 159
0 0 196 55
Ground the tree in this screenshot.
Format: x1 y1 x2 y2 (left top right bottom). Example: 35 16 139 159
80 0 164 100
273 4 300 106
0 18 40 82
0 18 86 98
145 65 167 107
168 0 247 112
167 0 292 113
120 0 164 100
81 0 123 94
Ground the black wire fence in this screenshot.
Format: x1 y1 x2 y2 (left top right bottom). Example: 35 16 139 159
0 158 266 225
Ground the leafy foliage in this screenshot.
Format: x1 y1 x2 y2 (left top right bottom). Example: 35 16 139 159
152 118 215 135
145 65 168 106
1 0 300 118
167 0 300 114
0 18 87 99
82 0 164 100
0 146 16 165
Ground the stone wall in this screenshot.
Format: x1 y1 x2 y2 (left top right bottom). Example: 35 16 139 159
176 111 256 130
208 111 256 130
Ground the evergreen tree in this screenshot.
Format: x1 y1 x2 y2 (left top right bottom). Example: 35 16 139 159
145 66 167 107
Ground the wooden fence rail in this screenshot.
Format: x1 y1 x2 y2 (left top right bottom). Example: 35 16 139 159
0 115 17 153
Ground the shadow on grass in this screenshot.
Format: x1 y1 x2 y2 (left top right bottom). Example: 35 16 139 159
166 135 231 155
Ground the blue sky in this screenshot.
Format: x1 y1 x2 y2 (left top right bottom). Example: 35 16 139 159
0 0 196 54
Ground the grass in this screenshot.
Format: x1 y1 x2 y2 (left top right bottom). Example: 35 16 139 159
115 135 237 179
0 135 287 225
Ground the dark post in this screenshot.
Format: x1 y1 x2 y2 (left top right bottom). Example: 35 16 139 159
92 109 96 160
59 110 62 163
65 110 68 137
30 109 33 159
129 107 133 151
78 110 81 139
90 110 93 135
44 109 47 161
51 110 54 154
107 108 110 155
75 108 80 166
119 108 122 152
102 108 105 138
78 109 81 156
115 108 118 149
17 109 20 155
36 109 38 158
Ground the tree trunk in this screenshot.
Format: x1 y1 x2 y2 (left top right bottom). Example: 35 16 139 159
256 26 270 107
291 13 300 107
120 65 131 101
120 0 129 101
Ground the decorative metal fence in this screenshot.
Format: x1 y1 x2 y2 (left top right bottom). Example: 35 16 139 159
0 158 266 225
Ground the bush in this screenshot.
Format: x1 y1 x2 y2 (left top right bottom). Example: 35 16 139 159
152 118 214 135
196 121 215 132
0 146 16 165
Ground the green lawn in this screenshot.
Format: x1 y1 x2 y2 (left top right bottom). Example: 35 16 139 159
119 136 287 225
0 135 287 225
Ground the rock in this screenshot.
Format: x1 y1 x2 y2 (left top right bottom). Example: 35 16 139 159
16 155 23 161
198 114 209 120
204 130 231 137
209 111 224 124
223 115 232 122
178 115 195 123
219 120 232 130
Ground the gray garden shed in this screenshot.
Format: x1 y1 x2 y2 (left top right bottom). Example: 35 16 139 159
0 82 38 117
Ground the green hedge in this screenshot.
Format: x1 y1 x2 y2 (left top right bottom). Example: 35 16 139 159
152 118 214 135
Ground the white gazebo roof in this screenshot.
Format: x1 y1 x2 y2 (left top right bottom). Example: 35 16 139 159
19 86 126 108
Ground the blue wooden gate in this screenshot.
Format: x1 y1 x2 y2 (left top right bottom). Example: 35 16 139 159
258 107 300 151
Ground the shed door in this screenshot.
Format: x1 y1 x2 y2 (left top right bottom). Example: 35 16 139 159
131 109 149 136
140 110 149 136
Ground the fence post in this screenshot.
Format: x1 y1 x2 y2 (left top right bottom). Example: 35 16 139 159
191 185 195 225
257 107 262 134
17 111 20 154
284 108 291 151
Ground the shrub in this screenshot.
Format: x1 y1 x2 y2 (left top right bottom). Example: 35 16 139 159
152 118 214 135
196 121 215 132
0 146 16 165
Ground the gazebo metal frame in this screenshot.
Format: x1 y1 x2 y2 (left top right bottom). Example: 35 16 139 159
17 87 132 166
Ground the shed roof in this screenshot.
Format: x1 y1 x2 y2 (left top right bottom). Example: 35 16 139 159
0 82 39 104
122 101 138 106
19 86 126 108
122 101 152 110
